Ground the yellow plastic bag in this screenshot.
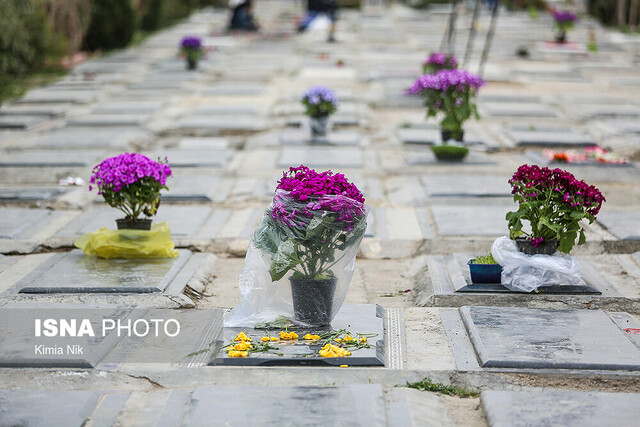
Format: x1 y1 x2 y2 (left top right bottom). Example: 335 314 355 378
74 221 178 259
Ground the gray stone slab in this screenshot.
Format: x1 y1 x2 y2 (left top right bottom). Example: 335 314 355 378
603 119 640 135
67 114 151 127
397 128 439 145
420 175 511 198
280 130 362 146
461 306 640 370
482 102 557 118
0 104 69 117
18 89 99 104
146 149 232 168
92 101 164 115
597 211 640 240
406 150 495 166
0 187 68 202
203 82 266 96
184 385 386 427
15 249 191 293
479 94 540 103
0 208 67 240
573 104 640 120
431 205 511 236
161 175 223 202
279 147 364 168
56 205 213 237
15 127 147 149
0 115 53 130
0 390 104 425
212 305 384 366
0 303 139 367
191 104 264 115
507 129 596 147
177 137 230 150
0 149 104 167
177 116 268 132
482 390 640 427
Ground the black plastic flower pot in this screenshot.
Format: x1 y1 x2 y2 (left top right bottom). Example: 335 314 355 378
441 129 464 143
515 238 559 255
555 31 567 44
116 218 152 230
289 276 337 326
467 260 503 283
187 58 198 70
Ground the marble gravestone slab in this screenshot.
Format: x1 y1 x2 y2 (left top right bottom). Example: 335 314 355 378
92 101 165 115
482 390 640 427
0 390 106 425
56 205 213 238
479 94 540 103
571 104 640 120
146 149 232 168
523 150 634 168
506 129 596 147
184 385 386 426
18 89 99 105
160 175 224 202
0 187 68 202
0 303 140 367
430 205 511 236
597 211 640 240
210 305 384 366
602 119 640 135
14 249 191 293
177 137 230 150
176 116 268 132
280 130 362 146
420 175 511 198
0 104 68 117
397 128 440 145
405 150 494 166
0 115 53 130
0 208 68 240
482 102 557 118
461 306 640 370
0 149 104 167
191 104 265 115
203 83 266 96
278 147 364 168
13 127 147 149
66 114 151 127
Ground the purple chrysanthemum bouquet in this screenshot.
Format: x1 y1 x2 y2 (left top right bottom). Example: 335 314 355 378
180 36 203 62
506 164 605 253
422 52 458 74
407 69 485 140
90 153 172 223
301 86 338 118
552 10 578 35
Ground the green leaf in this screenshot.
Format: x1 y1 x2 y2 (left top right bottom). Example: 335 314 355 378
268 239 300 282
305 216 325 239
578 229 586 245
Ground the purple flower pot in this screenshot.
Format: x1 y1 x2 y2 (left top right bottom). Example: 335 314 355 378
289 276 337 326
515 237 559 255
467 260 503 283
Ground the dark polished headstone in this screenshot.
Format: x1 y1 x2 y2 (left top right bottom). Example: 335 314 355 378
461 306 640 370
482 390 640 427
184 385 386 427
15 249 192 293
211 305 384 366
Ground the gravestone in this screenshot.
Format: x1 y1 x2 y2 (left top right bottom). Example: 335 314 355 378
56 205 214 237
92 101 165 115
177 116 268 132
430 205 511 236
15 249 192 293
146 149 232 168
177 137 230 150
0 149 104 167
420 175 511 198
67 114 151 127
280 130 362 146
279 147 364 168
184 385 386 426
0 104 68 117
602 119 640 135
14 127 147 149
0 115 53 130
161 176 225 202
507 129 596 147
211 305 384 366
572 104 640 120
0 187 68 202
191 104 264 115
203 83 266 96
461 306 640 370
405 151 494 166
0 390 105 425
482 390 640 427
18 89 99 105
597 211 640 240
482 102 557 118
397 128 440 145
0 208 69 240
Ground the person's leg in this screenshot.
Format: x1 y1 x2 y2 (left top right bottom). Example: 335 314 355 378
298 11 318 32
327 10 337 42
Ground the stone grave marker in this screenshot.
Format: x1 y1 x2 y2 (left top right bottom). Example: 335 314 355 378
92 101 165 115
0 115 54 131
405 150 494 165
17 89 99 105
597 211 640 240
176 115 268 132
191 104 264 115
161 175 226 202
14 249 192 293
56 205 214 238
460 306 640 370
210 305 384 366
146 149 232 168
482 102 557 118
602 119 640 135
184 385 386 426
278 147 364 168
506 128 596 147
0 208 70 240
203 82 266 96
0 390 106 425
66 114 151 127
12 127 147 149
571 104 640 120
280 130 362 146
482 390 640 427
0 187 68 202
0 104 68 117
430 205 511 236
0 149 105 167
177 137 230 150
420 175 510 198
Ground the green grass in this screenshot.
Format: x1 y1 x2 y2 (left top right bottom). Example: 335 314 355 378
0 65 67 106
402 378 480 398
471 253 497 265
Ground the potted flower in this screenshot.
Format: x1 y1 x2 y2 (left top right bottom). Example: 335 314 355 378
467 253 502 283
407 69 484 144
422 52 458 74
301 86 338 141
89 153 172 230
180 36 203 70
552 10 577 44
506 164 605 255
253 165 369 326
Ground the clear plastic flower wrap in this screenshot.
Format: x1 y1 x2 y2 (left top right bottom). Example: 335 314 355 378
226 166 370 327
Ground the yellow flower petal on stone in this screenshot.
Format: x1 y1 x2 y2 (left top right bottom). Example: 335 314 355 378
359 337 367 343
340 365 348 368
228 350 249 358
270 337 279 341
234 332 252 342
261 337 270 342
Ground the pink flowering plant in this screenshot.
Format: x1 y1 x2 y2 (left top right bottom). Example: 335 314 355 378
422 52 458 74
89 153 172 223
506 164 605 253
254 165 368 281
407 69 485 140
